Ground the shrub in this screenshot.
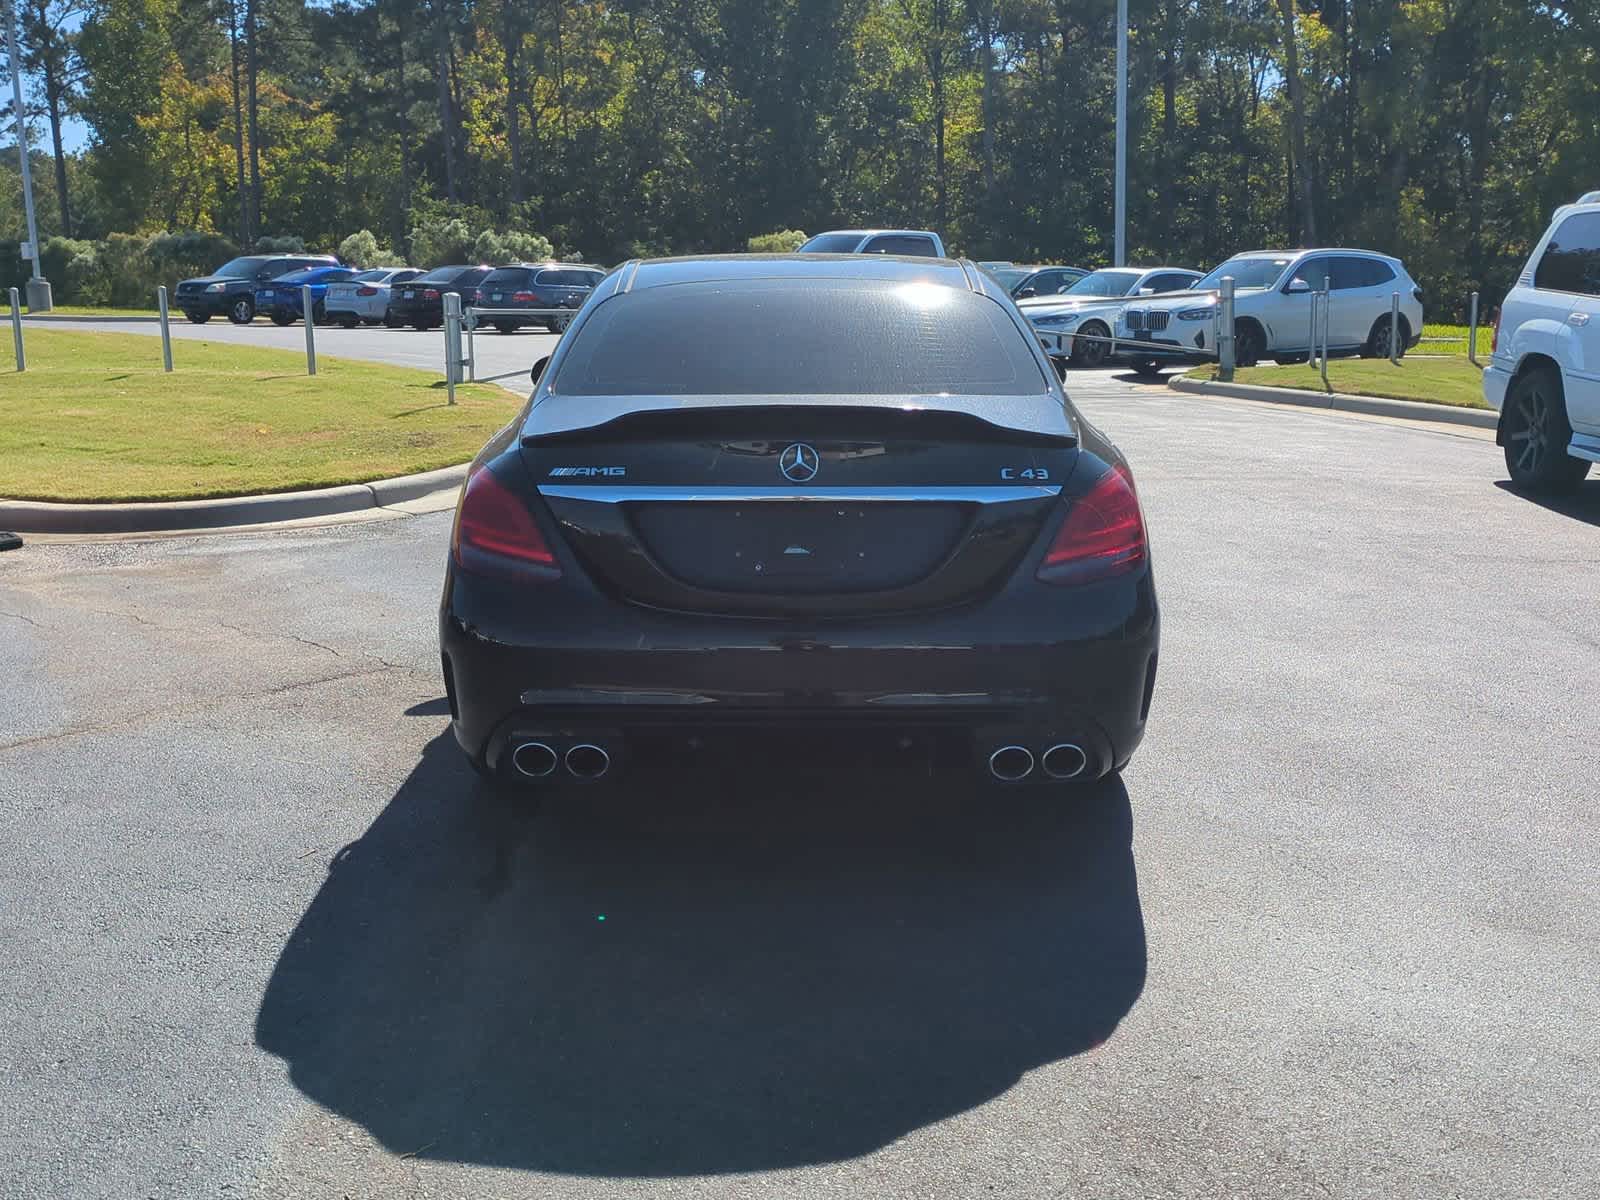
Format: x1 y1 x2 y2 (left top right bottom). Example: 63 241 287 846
337 229 406 268
409 217 476 268
746 229 807 253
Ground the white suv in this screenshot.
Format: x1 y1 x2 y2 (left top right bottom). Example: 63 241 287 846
1115 249 1424 371
1484 191 1600 492
1019 266 1201 368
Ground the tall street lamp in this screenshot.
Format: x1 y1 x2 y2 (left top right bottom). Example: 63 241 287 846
1114 0 1127 267
3 0 51 311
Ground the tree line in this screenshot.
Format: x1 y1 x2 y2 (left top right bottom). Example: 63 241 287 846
2 0 1597 316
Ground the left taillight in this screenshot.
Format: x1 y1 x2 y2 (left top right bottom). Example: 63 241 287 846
1037 464 1147 585
356 286 378 296
423 288 440 300
452 466 560 576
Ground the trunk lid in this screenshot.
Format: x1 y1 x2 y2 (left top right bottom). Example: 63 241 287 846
520 406 1078 618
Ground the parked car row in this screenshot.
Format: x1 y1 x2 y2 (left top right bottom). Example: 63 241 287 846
1017 247 1425 376
175 254 608 332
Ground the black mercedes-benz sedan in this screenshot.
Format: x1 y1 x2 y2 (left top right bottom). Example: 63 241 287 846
439 254 1158 792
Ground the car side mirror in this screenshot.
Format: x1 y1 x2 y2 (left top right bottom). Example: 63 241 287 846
1286 279 1311 294
530 355 550 384
1017 288 1036 299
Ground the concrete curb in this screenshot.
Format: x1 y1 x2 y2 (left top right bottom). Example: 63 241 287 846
1167 374 1500 430
0 463 469 535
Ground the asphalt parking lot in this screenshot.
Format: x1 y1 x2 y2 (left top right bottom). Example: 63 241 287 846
33 314 561 386
3 368 1598 1198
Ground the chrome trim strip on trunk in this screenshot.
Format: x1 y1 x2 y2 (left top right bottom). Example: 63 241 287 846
537 485 1062 504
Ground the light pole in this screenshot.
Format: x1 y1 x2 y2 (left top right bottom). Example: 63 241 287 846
1114 0 1127 267
3 0 50 311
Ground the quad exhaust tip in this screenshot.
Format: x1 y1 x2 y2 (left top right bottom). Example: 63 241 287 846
565 743 611 780
511 741 559 779
988 745 1035 782
1041 743 1089 780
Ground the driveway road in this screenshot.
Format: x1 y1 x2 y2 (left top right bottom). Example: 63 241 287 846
2 361 1598 1198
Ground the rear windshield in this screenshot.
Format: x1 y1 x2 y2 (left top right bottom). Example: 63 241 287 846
798 233 866 253
482 268 531 287
554 280 1049 397
415 266 470 284
537 268 604 287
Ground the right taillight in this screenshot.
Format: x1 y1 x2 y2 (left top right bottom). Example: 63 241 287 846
1038 465 1147 585
452 466 560 578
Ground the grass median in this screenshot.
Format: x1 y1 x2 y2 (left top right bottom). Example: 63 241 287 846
1186 356 1490 410
1 328 522 503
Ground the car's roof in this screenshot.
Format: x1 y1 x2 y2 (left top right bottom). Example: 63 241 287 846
809 228 940 238
616 253 980 293
495 261 606 270
1227 247 1401 262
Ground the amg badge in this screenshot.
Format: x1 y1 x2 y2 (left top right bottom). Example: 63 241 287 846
547 466 627 478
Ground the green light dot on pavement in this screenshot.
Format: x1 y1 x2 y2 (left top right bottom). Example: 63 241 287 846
597 914 606 921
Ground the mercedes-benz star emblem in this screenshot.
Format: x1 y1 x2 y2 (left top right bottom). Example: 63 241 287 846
779 442 820 483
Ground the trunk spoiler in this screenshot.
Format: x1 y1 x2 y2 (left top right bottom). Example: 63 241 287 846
521 393 1079 446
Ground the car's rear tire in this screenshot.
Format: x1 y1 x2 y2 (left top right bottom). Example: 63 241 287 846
1503 366 1592 493
551 312 573 334
1234 321 1265 368
494 320 518 334
269 312 295 327
1364 316 1409 360
412 320 430 331
1131 360 1163 378
382 311 401 328
1072 322 1110 368
228 298 254 324
184 311 209 325
337 312 358 329
1274 352 1309 365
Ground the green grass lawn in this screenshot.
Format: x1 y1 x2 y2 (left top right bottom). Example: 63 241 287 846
28 304 163 317
1418 322 1491 357
1186 355 1490 409
1 328 521 502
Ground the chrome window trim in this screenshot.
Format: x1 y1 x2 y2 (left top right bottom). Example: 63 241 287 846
538 485 1061 504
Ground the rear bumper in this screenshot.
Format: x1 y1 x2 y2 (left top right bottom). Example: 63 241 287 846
439 563 1159 783
325 295 385 320
1482 360 1512 413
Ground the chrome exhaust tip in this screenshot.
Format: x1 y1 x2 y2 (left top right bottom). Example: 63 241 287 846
988 745 1035 782
565 743 611 780
511 741 559 779
1041 743 1089 780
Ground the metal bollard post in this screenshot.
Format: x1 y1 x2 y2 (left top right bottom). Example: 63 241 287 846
8 287 23 372
302 284 317 375
1218 276 1236 381
1319 287 1331 390
465 306 477 383
1389 291 1400 366
156 286 174 372
443 292 461 405
1468 292 1480 366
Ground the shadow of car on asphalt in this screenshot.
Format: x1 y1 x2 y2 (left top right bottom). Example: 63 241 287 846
255 729 1147 1177
1493 478 1600 527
